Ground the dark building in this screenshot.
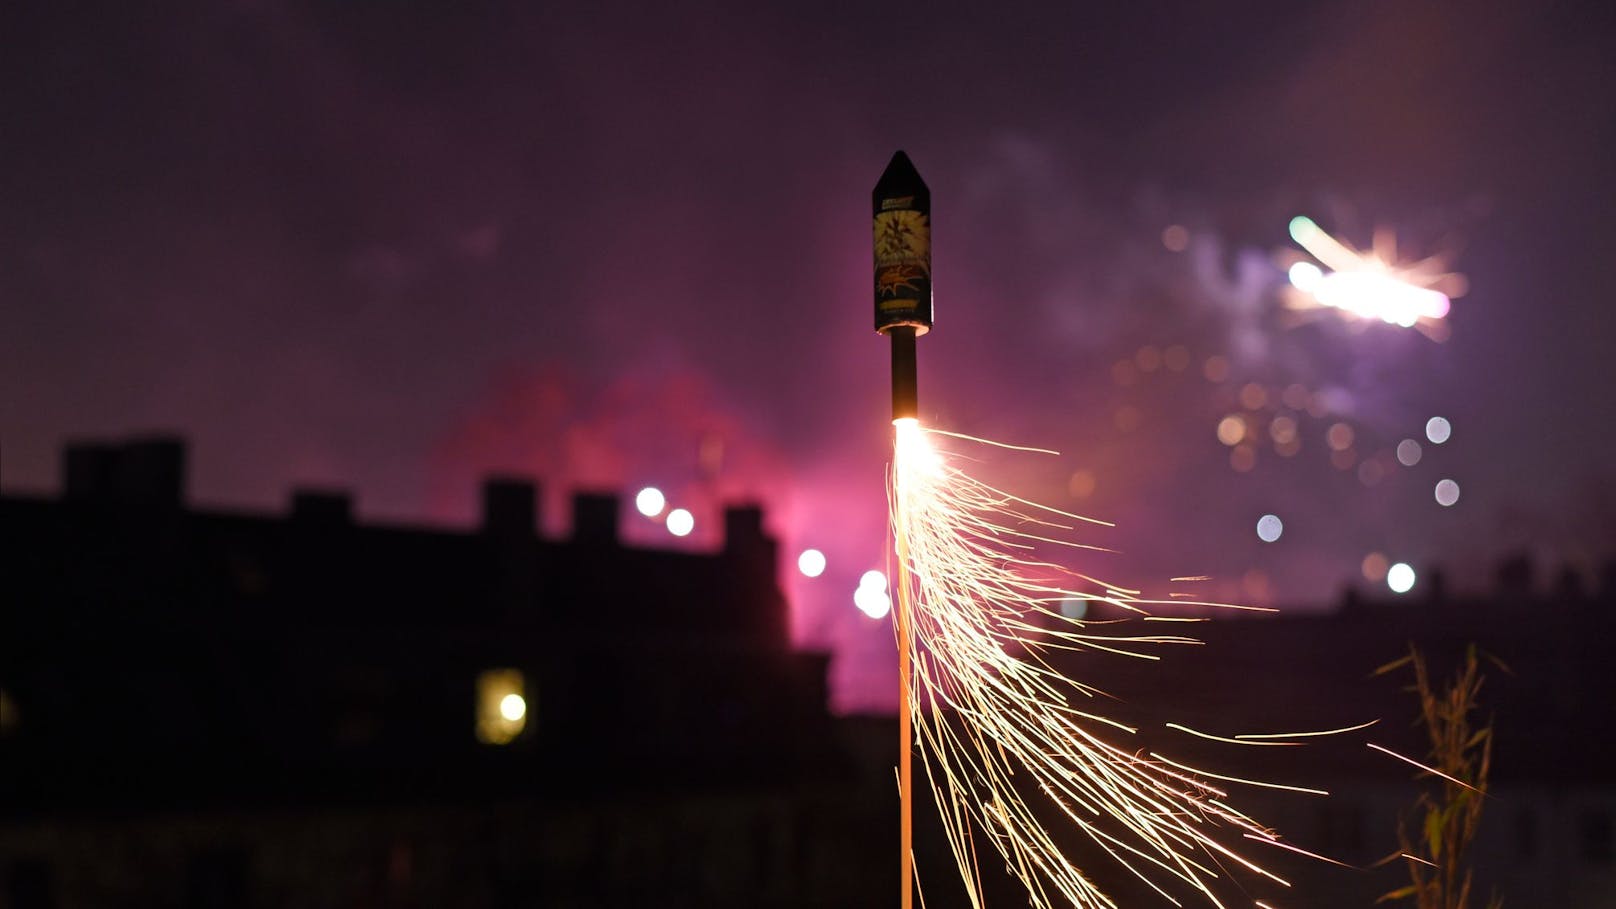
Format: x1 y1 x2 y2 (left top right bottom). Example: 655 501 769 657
0 436 884 908
5 436 1616 908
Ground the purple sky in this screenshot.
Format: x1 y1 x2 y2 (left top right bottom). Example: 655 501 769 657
4 1 1613 710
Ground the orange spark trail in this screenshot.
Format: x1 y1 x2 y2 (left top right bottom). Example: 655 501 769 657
890 420 1339 908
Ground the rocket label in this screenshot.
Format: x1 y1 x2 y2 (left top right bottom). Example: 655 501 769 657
874 209 930 320
873 150 933 334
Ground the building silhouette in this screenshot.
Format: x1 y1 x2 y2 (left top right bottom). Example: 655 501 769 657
1 435 881 908
4 435 1615 907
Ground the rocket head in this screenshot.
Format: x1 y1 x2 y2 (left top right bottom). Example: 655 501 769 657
873 150 933 336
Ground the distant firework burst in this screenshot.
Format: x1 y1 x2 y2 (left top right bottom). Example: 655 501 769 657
890 420 1347 908
1282 216 1466 339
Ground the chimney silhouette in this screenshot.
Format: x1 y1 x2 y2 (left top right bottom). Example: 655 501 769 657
722 504 770 555
572 492 619 543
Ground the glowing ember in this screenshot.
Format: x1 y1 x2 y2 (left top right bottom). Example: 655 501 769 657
890 419 1324 908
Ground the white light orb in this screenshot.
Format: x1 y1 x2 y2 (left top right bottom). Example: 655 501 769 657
1425 417 1452 445
1387 562 1416 594
498 693 527 722
665 508 694 537
1288 261 1324 292
1434 479 1460 507
1256 514 1284 543
859 570 888 592
1396 439 1422 467
797 549 826 578
854 584 891 619
634 487 666 517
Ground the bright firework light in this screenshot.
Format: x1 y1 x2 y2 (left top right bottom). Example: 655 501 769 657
873 152 1347 909
1284 216 1465 338
890 422 1348 908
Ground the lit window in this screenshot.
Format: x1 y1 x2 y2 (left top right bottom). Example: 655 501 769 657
476 669 527 745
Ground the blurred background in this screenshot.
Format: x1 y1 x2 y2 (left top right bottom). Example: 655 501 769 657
2 1 1613 906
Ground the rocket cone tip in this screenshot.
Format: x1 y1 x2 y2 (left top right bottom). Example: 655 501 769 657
875 151 926 193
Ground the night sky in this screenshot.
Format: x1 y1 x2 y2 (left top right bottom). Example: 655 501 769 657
4 1 1613 710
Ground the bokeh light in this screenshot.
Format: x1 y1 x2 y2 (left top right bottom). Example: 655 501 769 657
1426 417 1452 444
1216 415 1246 446
1230 445 1256 472
1434 479 1461 507
1161 224 1189 252
666 508 694 537
1358 460 1385 487
1067 469 1096 499
859 569 888 593
1362 552 1389 582
1239 383 1267 410
1387 562 1416 594
1058 597 1088 620
1396 439 1423 467
797 548 826 578
853 583 891 619
1202 355 1230 383
634 486 666 517
1163 345 1190 372
1326 422 1355 451
1255 514 1283 543
1269 415 1297 445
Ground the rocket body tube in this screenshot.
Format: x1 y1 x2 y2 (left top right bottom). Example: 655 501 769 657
873 151 932 422
889 327 918 422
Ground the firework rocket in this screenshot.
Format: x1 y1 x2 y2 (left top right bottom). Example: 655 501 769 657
873 150 932 421
875 149 930 909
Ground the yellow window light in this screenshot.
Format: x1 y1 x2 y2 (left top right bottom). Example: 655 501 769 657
476 669 527 745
